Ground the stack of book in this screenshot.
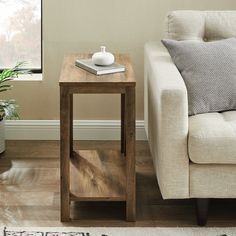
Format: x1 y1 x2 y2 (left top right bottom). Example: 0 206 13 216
75 59 125 75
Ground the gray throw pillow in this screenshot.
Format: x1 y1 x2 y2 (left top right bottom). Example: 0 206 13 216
162 38 236 116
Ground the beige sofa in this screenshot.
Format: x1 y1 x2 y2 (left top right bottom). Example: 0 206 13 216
144 11 236 225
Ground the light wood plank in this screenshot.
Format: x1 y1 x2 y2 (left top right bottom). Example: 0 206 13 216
0 167 59 186
0 192 54 206
0 158 59 168
1 141 59 159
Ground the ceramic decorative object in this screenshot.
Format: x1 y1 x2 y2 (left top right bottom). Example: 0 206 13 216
0 119 5 154
92 46 115 66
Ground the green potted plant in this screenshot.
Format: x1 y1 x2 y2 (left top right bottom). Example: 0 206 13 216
0 62 31 153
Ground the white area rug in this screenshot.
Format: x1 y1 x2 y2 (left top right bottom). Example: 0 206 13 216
1 227 236 236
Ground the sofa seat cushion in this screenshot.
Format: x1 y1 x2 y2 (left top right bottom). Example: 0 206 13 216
188 111 236 164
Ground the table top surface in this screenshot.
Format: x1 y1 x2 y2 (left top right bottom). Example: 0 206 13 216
59 53 136 87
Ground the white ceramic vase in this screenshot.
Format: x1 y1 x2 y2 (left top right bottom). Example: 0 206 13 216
0 119 5 154
92 46 114 66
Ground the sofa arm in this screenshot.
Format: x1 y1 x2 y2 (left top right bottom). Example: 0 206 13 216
144 42 189 199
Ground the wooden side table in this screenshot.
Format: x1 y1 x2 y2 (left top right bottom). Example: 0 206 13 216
59 53 136 222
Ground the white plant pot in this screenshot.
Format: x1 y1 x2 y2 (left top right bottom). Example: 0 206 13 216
0 119 5 154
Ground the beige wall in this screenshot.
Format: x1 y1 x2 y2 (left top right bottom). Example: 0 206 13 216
5 0 236 120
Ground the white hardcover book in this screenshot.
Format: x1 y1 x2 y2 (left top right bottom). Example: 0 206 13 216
75 59 125 75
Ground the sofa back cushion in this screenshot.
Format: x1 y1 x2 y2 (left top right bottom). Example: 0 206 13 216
165 11 236 42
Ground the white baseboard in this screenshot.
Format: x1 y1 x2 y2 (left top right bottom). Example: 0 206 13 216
5 120 147 140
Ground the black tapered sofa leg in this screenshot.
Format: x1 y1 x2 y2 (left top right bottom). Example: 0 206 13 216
196 198 209 226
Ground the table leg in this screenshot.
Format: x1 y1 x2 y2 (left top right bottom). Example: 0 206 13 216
60 87 71 222
121 93 126 155
70 94 73 156
125 87 136 221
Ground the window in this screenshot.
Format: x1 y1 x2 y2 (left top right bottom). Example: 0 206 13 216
0 0 42 73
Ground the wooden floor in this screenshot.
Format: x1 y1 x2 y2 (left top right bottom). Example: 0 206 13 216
0 140 236 227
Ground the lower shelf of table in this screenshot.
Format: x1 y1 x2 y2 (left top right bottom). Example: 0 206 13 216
70 149 126 202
